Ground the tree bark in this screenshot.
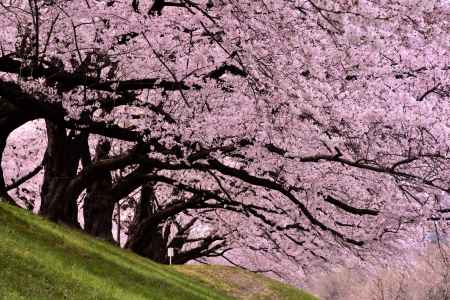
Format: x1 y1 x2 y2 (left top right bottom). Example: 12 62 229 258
39 121 86 227
83 140 115 242
0 97 35 204
126 183 169 263
0 135 16 205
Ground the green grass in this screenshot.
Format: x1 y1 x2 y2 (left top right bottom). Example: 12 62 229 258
0 202 318 300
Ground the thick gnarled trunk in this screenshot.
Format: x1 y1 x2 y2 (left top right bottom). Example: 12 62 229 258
130 224 168 263
39 177 79 225
0 98 35 204
83 191 115 241
125 183 222 264
126 183 170 263
39 121 86 227
83 140 115 242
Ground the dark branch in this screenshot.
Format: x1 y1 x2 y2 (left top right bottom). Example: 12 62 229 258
323 195 379 216
6 160 44 191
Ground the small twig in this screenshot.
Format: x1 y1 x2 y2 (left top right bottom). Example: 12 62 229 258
141 32 191 108
6 156 46 191
42 13 60 56
417 85 439 101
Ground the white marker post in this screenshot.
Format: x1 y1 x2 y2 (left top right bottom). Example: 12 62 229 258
168 247 174 265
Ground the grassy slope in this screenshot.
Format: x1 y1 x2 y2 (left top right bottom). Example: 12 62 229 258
0 202 318 300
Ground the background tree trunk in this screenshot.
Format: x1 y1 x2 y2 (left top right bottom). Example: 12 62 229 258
39 121 86 227
83 140 115 242
126 183 169 263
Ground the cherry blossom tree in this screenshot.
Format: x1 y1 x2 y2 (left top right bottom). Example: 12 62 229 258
0 0 449 279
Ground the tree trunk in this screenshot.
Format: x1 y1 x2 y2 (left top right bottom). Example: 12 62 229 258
128 223 169 263
83 193 115 241
0 98 35 204
83 140 115 242
0 135 16 205
39 121 85 227
126 183 169 263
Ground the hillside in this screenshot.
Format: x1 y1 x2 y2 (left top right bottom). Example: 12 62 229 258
0 202 318 300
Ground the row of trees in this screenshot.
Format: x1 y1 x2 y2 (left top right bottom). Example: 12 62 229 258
306 242 449 300
0 0 449 279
